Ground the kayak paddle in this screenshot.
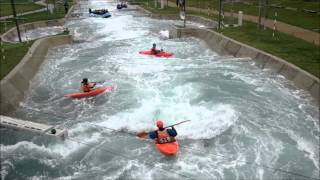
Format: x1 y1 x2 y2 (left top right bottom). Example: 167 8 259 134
92 80 105 84
136 120 191 138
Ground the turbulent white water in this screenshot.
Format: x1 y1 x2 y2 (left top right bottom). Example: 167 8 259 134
13 26 64 42
1 1 319 179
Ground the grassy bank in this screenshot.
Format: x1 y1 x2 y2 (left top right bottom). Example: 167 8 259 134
0 0 72 80
222 22 320 78
139 2 320 78
0 0 44 17
0 11 65 34
0 41 34 79
0 0 73 34
141 2 219 20
166 0 320 32
0 31 69 80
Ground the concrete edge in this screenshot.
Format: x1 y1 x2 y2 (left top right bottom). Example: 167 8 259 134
1 3 75 43
0 35 73 115
1 19 65 43
135 6 217 28
174 27 319 104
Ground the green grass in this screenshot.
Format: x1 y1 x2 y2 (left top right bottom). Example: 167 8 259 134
0 8 67 34
0 0 73 79
141 1 219 20
167 0 320 32
0 31 69 80
267 0 320 11
138 2 320 78
221 1 320 32
0 0 44 17
0 0 73 34
0 41 34 79
222 21 320 78
141 1 180 14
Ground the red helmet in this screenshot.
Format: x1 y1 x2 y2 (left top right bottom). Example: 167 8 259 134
156 120 163 128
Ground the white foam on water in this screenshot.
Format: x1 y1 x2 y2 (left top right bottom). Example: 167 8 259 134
0 141 57 156
0 160 14 180
6 1 319 179
174 156 219 179
118 61 166 75
116 160 153 180
13 26 64 42
93 81 237 140
0 141 64 169
159 30 169 39
223 71 262 86
171 103 237 139
287 130 319 171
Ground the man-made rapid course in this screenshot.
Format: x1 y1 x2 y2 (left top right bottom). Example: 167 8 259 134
0 1 319 179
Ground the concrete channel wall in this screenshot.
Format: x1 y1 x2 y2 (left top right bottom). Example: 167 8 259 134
150 14 217 28
0 35 72 115
173 27 319 103
135 6 217 28
1 19 65 42
1 4 75 43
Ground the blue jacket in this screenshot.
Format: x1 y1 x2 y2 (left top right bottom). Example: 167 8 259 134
149 127 177 139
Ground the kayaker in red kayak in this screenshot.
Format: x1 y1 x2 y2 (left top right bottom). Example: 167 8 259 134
150 43 163 55
149 120 177 144
81 78 96 92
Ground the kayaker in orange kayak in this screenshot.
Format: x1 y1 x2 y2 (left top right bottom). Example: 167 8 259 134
81 78 96 92
149 120 177 144
150 43 162 55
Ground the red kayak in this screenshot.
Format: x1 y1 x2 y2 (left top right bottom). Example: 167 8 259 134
155 141 179 156
139 51 174 58
64 86 113 98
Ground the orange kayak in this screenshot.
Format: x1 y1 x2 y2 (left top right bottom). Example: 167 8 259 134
155 141 179 156
64 86 113 98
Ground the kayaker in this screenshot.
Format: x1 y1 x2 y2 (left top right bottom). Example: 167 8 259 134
81 78 96 92
151 43 161 55
149 120 177 144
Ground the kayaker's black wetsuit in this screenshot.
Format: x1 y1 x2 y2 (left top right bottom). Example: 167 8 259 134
151 47 161 54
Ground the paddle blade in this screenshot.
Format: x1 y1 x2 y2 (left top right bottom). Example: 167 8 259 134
93 80 105 84
136 131 149 138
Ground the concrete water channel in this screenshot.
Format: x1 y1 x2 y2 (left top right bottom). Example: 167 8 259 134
0 0 319 179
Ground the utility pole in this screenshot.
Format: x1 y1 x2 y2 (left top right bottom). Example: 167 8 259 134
54 0 56 12
183 0 186 27
263 0 268 29
218 0 222 31
258 0 262 29
10 0 22 42
230 0 234 26
46 0 49 14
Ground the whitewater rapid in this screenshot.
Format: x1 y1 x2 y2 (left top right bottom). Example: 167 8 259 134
1 0 319 179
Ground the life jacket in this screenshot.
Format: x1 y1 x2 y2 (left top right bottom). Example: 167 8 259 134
156 130 176 144
81 83 94 92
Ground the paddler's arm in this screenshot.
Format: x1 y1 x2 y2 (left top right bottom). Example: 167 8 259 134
167 126 177 136
167 127 177 137
149 131 158 139
89 83 96 88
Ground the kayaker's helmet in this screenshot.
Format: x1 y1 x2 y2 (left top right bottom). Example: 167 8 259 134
156 120 163 128
82 78 88 83
153 43 156 47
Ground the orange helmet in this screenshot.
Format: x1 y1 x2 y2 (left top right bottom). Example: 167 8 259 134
156 120 163 128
